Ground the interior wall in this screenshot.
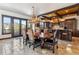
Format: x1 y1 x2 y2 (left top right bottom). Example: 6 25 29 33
63 15 79 30
0 9 29 39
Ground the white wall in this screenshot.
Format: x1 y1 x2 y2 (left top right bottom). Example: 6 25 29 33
0 9 29 39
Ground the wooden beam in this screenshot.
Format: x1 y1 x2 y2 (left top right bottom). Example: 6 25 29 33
42 16 51 20
38 3 79 17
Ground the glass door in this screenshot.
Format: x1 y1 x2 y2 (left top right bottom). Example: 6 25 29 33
13 18 21 37
21 20 26 35
2 16 11 34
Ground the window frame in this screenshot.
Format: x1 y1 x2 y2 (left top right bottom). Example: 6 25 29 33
2 15 27 36
2 15 12 34
21 19 27 35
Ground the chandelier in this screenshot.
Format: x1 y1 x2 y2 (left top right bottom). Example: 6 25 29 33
30 6 40 23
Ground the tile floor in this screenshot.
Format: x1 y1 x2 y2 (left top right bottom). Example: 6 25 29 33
0 37 79 55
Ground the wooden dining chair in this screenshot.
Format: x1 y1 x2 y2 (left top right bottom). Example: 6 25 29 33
43 30 59 53
27 29 34 48
22 29 28 45
32 30 42 50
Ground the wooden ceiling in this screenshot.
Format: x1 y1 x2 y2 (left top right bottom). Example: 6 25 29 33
38 3 79 19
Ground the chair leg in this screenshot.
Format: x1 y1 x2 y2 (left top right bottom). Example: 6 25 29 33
23 41 24 44
29 43 33 48
23 39 25 44
23 41 26 45
56 45 58 49
56 45 58 54
25 42 27 45
52 46 55 53
29 43 30 47
33 45 35 50
33 43 40 50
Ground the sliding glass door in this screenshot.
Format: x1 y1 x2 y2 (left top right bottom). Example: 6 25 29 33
2 16 11 34
2 15 27 37
13 18 21 37
13 18 27 37
21 20 26 35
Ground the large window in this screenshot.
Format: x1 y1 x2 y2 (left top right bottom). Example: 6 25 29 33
40 22 44 29
13 18 20 36
2 16 11 34
21 20 26 35
2 15 27 37
27 20 31 29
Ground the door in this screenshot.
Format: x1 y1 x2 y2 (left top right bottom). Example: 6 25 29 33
13 18 21 37
21 20 27 35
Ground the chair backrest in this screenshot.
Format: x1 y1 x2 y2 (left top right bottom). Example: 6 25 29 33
27 29 34 41
53 30 57 38
22 29 26 39
34 29 40 38
53 30 59 42
40 32 44 38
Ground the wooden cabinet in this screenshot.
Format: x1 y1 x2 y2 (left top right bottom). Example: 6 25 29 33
61 18 77 37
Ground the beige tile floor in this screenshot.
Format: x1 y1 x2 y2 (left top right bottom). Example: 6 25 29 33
0 37 79 55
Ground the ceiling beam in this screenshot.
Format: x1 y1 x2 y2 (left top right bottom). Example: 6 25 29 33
42 16 51 20
55 12 63 18
38 3 79 17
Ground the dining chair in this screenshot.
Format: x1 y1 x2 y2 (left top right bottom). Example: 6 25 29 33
61 30 72 41
22 29 28 45
32 29 42 50
43 30 59 53
27 29 34 48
